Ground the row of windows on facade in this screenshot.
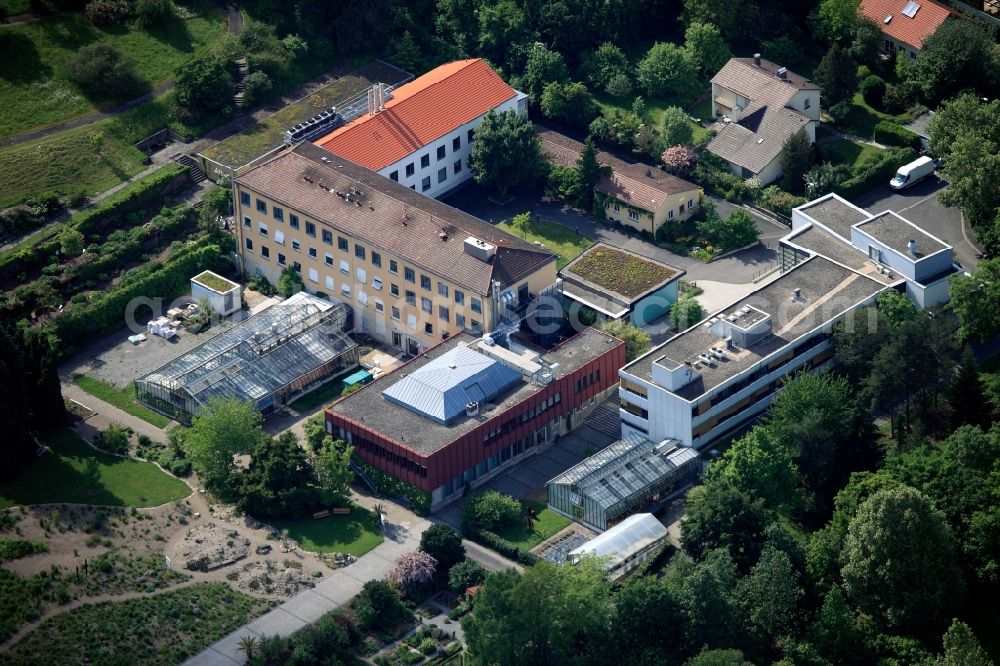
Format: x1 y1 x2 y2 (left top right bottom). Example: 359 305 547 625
442 433 539 497
351 436 429 477
606 198 695 220
482 392 562 443
240 214 484 309
388 129 472 187
575 368 601 394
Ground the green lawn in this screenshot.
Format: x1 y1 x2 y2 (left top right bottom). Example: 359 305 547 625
493 501 571 551
289 371 359 412
74 374 171 429
831 92 912 142
594 89 709 145
819 137 883 170
3 582 273 666
270 506 384 556
0 6 226 139
0 428 190 508
497 218 594 269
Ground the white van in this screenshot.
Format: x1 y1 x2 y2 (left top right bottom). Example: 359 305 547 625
890 156 935 190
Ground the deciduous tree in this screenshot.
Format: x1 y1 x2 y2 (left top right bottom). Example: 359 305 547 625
313 437 354 507
661 106 694 147
239 431 319 518
636 42 697 99
779 129 815 194
469 110 542 197
683 21 730 80
518 42 569 104
841 486 964 634
600 319 651 362
949 258 1000 341
671 296 704 329
419 524 465 571
813 44 857 107
539 81 599 129
185 397 262 497
174 53 235 120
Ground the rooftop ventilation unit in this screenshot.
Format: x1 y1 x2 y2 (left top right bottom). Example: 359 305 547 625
777 67 788 79
464 236 496 262
908 239 918 255
791 287 801 301
466 401 480 416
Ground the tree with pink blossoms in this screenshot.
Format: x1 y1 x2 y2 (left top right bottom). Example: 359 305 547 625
386 551 438 596
662 145 698 175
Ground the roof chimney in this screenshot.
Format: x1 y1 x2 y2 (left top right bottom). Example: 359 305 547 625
777 67 788 79
753 53 761 67
908 239 918 255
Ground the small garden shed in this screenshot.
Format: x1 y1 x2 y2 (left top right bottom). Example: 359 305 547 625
191 270 241 317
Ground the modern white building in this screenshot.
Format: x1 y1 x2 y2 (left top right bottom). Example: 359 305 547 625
784 193 960 308
190 270 241 316
707 55 821 185
314 59 527 200
617 191 962 451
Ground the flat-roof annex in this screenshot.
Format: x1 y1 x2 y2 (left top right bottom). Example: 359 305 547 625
329 328 623 456
855 210 949 258
797 194 871 240
622 256 886 400
560 243 685 304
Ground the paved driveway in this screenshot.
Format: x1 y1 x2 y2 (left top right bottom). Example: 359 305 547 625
851 176 980 271
441 184 789 284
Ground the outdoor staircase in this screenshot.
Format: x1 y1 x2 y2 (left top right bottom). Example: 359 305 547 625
584 401 623 440
171 153 208 184
233 57 248 113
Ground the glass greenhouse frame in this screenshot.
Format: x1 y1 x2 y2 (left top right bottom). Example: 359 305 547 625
136 292 359 423
547 434 701 531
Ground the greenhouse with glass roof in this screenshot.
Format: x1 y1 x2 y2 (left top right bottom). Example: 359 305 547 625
136 292 359 423
547 434 702 531
569 513 669 580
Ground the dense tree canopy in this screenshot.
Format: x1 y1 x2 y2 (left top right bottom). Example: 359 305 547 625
469 110 542 197
174 54 235 120
600 319 651 362
636 42 698 99
184 397 262 496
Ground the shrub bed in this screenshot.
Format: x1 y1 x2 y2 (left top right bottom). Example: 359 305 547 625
50 242 231 357
835 146 919 198
0 163 190 279
464 528 539 566
873 121 921 149
354 458 431 516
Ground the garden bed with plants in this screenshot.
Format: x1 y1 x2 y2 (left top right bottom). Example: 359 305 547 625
564 245 677 298
2 582 273 665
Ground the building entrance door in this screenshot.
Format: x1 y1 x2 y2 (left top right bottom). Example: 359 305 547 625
392 331 402 350
407 338 420 357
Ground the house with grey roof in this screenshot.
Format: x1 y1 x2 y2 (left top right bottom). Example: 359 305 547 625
707 55 821 185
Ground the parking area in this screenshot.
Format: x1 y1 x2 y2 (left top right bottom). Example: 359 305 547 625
852 176 981 271
61 319 236 389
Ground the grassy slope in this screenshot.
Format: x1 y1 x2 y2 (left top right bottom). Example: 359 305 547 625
3 582 273 665
493 501 570 551
0 428 190 509
496 219 594 270
834 92 911 141
819 137 882 169
270 507 384 556
73 374 171 429
0 9 225 139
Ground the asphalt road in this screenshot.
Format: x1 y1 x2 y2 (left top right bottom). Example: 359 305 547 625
851 175 981 271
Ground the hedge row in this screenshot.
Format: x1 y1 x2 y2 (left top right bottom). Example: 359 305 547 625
466 528 539 566
353 458 432 516
873 121 921 150
0 163 190 278
50 242 231 357
836 146 919 199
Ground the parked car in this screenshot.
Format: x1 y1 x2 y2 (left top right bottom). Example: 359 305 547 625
889 156 935 190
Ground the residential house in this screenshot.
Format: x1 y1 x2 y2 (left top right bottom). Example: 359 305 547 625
536 127 702 236
708 55 821 186
326 328 625 510
234 142 556 357
314 59 528 199
859 0 955 59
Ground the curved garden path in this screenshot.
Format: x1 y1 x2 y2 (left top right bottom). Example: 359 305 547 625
0 2 243 150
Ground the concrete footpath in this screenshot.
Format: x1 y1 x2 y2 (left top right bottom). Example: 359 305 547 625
185 512 431 665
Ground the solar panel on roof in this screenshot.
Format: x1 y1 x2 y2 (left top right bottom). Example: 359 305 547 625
902 0 920 17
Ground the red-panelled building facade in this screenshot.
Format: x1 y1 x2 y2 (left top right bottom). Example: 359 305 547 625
325 329 625 509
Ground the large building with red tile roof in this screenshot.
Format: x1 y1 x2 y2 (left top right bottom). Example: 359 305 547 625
860 0 956 58
314 59 527 199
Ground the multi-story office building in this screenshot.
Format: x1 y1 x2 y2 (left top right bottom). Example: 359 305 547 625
617 191 960 450
326 328 625 509
234 142 557 356
618 255 887 449
314 59 528 200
